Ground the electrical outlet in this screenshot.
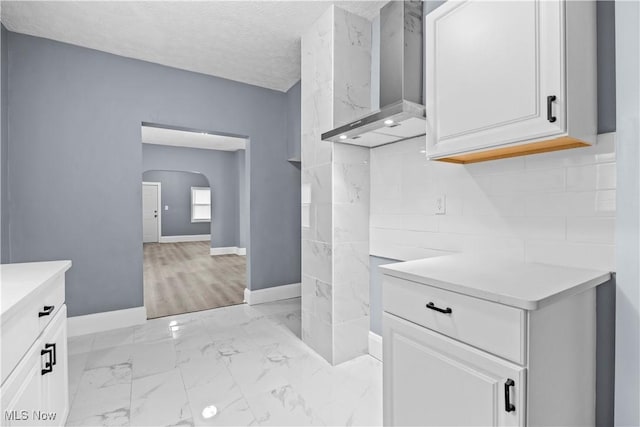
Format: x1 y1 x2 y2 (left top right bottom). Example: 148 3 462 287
435 195 446 215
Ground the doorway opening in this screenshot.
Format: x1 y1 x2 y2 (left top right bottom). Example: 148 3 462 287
140 123 249 319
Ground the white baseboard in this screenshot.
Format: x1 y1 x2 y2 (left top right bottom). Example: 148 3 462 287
67 306 147 337
159 234 210 243
210 246 246 256
244 282 301 305
368 331 383 361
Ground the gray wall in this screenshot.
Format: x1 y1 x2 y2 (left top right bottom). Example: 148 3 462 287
0 25 8 264
286 81 301 160
142 170 211 238
142 144 242 247
6 31 300 317
614 1 640 425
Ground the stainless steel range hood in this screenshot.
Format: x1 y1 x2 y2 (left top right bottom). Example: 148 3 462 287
321 0 425 147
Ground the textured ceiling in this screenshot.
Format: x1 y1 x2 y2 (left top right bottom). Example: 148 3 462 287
1 1 387 92
142 125 247 151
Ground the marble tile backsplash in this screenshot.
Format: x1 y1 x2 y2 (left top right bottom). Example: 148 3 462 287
370 133 616 272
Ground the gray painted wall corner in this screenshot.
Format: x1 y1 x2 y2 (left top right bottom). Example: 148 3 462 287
0 25 8 264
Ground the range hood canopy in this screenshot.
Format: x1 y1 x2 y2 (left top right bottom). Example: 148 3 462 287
322 0 425 147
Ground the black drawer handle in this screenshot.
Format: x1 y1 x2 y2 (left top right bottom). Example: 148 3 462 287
547 95 557 123
426 302 452 314
41 347 53 375
38 305 55 317
505 379 515 412
45 343 56 366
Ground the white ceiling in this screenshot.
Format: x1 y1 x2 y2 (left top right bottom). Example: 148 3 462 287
141 125 247 151
1 1 386 92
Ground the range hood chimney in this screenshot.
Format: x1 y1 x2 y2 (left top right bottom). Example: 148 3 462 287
321 0 425 147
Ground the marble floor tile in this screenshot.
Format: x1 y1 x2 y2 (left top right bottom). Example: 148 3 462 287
68 334 95 355
130 368 192 426
185 372 256 426
179 355 229 390
68 352 90 407
85 344 135 370
131 339 177 379
77 363 132 391
244 384 323 426
65 298 382 427
92 327 135 350
66 383 131 427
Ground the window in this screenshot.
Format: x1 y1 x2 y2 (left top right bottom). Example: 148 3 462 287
191 187 211 223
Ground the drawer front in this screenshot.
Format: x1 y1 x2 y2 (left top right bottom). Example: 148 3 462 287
1 274 66 384
383 275 526 364
37 275 65 332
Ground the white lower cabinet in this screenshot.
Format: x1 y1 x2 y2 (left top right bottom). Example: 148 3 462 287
1 307 68 426
40 306 69 425
1 343 44 426
384 313 525 427
1 262 71 427
383 271 600 426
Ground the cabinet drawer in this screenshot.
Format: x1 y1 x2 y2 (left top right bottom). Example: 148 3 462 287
383 275 526 364
0 337 44 426
1 274 65 384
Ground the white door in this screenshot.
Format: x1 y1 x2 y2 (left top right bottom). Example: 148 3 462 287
142 183 159 243
383 313 525 427
426 0 565 158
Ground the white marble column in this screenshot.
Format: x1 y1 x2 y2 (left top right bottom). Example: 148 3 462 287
301 6 371 365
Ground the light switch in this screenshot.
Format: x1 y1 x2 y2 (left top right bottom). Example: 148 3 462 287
435 195 446 215
164 205 169 211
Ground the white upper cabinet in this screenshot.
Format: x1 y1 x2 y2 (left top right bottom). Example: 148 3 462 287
425 0 597 163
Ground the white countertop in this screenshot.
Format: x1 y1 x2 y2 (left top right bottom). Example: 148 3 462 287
380 254 611 310
1 261 71 319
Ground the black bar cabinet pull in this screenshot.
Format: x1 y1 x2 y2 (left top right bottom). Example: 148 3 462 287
547 95 557 123
45 343 57 366
504 379 516 412
426 302 452 314
41 348 53 375
38 305 55 317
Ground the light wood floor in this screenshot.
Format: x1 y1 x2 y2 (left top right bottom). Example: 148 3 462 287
143 241 246 319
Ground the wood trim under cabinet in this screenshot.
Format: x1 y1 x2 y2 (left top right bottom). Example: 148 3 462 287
434 136 590 164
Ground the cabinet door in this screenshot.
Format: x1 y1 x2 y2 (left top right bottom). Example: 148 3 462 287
0 341 44 426
40 305 68 427
426 0 565 158
383 313 525 427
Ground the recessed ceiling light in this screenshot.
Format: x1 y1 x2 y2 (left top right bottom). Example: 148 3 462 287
384 119 394 126
201 405 218 419
339 135 347 140
169 320 178 327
